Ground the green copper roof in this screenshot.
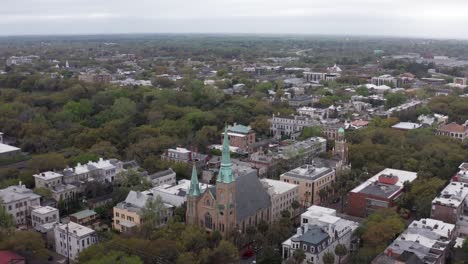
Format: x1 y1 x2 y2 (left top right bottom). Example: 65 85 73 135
188 165 201 196
228 124 251 134
217 127 235 183
338 127 345 134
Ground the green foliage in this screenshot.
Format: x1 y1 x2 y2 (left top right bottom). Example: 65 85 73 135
428 96 468 123
300 126 322 140
27 153 67 172
349 127 467 179
81 251 143 264
354 209 405 262
356 86 369 96
397 178 445 218
139 195 167 239
385 92 407 109
323 251 335 264
0 199 14 229
293 249 306 264
0 230 48 260
33 187 52 199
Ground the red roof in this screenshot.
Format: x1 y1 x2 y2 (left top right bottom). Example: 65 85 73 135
438 122 466 133
0 251 25 264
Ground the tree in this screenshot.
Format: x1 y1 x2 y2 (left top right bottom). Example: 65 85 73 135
33 187 52 199
334 244 348 264
323 251 335 264
139 195 167 239
292 249 306 264
356 86 369 96
385 92 407 109
0 230 48 260
27 153 67 172
208 240 239 264
81 251 143 264
0 198 14 229
300 126 322 140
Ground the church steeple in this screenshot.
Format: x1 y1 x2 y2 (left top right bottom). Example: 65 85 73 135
188 165 201 196
217 127 234 183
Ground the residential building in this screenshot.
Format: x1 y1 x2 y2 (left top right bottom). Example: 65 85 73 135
346 168 418 217
70 209 98 225
282 206 359 264
0 132 21 159
280 164 336 207
31 206 59 231
453 77 467 87
289 95 313 107
146 168 177 187
5 55 38 66
54 222 98 260
33 171 64 189
147 179 211 207
436 122 468 141
391 122 422 130
297 107 326 119
161 147 208 165
418 114 448 127
321 120 345 140
303 72 340 83
371 74 402 87
270 114 320 140
453 162 468 183
113 191 173 233
186 129 271 237
225 123 256 152
78 71 112 83
373 218 455 264
261 179 299 222
0 183 41 226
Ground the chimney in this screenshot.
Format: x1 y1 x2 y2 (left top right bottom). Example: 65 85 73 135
0 132 3 144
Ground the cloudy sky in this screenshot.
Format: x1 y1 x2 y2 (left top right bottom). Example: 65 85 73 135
1 0 468 38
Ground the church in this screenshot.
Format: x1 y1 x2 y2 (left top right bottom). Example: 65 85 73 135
186 128 271 237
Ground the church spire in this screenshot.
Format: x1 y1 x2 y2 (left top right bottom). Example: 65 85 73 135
217 127 234 183
188 164 201 196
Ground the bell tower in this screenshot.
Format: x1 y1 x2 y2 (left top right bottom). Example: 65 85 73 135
334 127 348 164
186 164 201 225
216 127 237 236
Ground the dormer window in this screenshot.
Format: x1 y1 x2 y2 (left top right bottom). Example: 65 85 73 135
303 244 307 251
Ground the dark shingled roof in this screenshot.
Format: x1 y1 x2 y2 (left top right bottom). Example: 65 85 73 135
291 225 329 245
148 168 174 179
235 171 271 222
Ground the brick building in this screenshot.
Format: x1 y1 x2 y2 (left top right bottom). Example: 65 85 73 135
346 168 417 217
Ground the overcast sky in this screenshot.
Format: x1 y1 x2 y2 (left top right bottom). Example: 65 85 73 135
1 0 468 39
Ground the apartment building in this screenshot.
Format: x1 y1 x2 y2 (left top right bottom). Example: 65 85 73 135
54 222 97 260
224 123 256 152
370 74 402 87
436 122 468 141
282 206 359 264
70 209 98 225
31 206 59 231
270 114 320 140
261 178 299 222
0 183 41 226
303 72 340 83
146 168 177 187
373 218 455 264
280 164 335 207
346 168 418 217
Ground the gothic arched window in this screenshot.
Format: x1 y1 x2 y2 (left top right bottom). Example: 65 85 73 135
205 213 213 229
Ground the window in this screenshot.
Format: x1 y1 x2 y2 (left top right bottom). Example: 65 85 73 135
204 213 213 229
303 244 307 251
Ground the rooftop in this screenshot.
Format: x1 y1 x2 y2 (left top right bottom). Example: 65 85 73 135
0 184 41 204
282 164 333 181
56 222 95 237
227 124 252 134
351 168 418 197
0 143 20 154
392 122 422 130
432 181 468 208
438 122 467 133
70 209 97 220
33 171 63 180
261 178 298 195
32 206 58 215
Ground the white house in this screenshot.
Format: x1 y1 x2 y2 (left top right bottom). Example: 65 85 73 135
54 222 97 260
0 183 41 226
282 206 359 264
31 206 59 231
